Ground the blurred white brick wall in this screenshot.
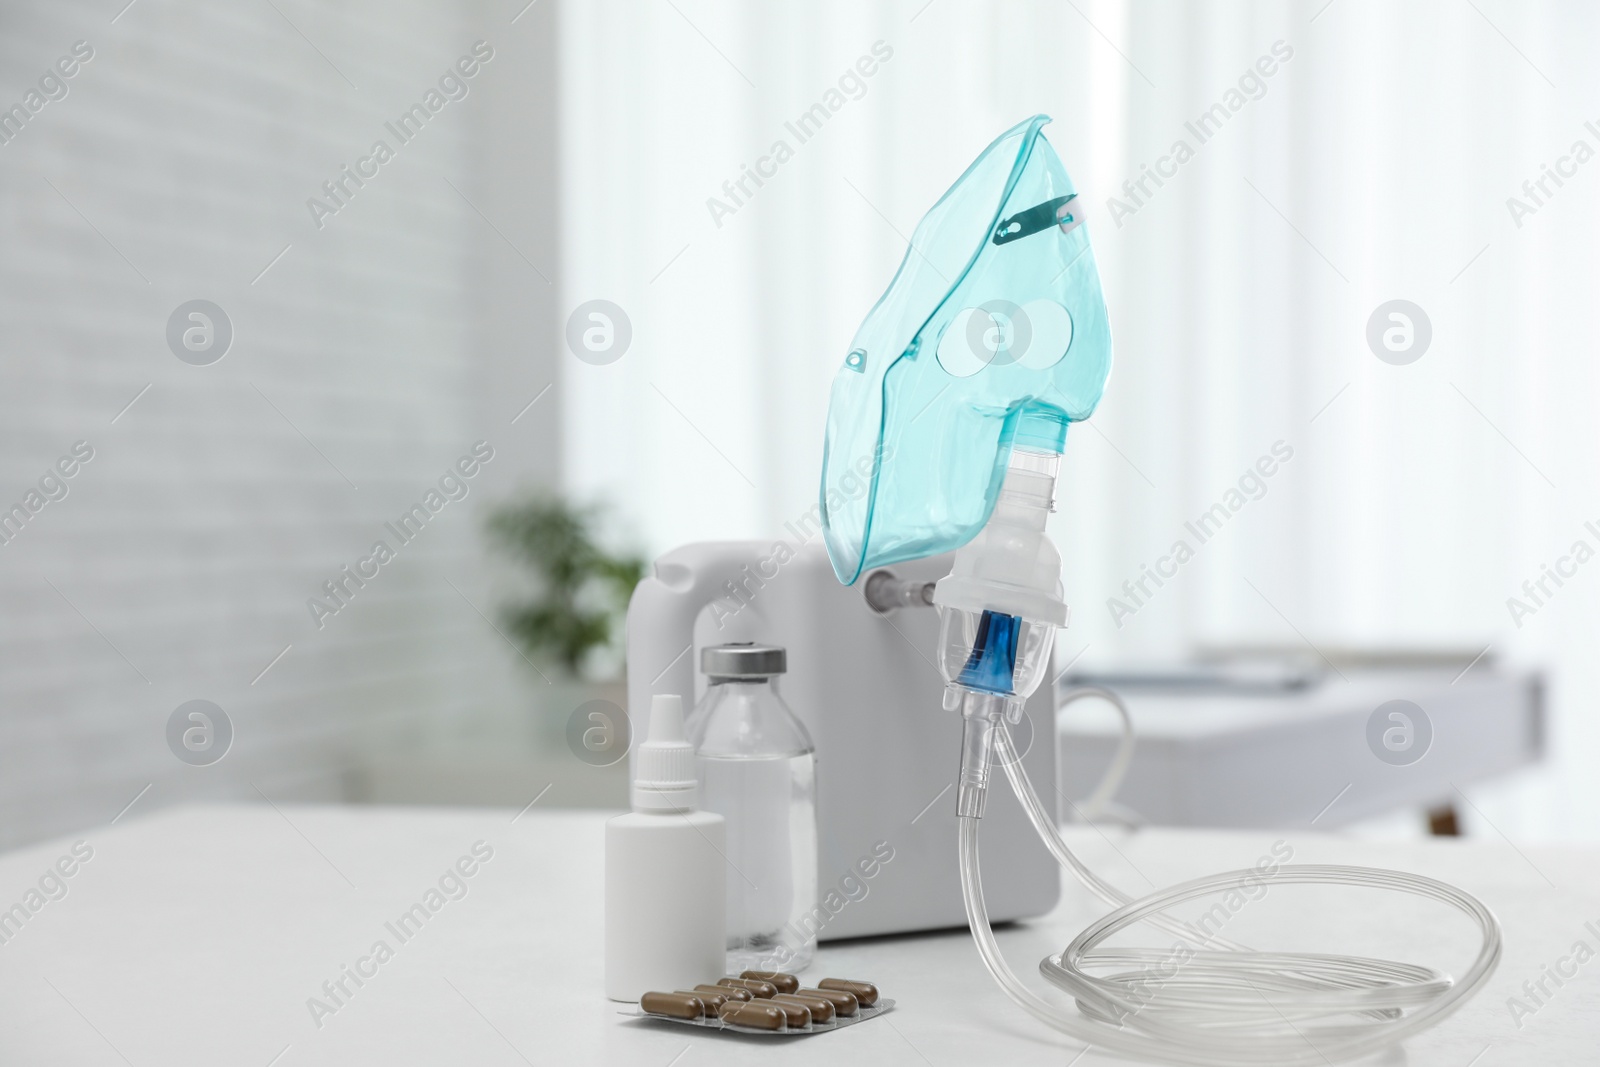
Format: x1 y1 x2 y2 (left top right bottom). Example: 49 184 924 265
0 0 564 847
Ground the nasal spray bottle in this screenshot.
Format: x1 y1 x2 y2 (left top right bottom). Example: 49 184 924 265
605 694 726 1001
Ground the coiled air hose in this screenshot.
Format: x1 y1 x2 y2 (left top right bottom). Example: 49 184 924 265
957 688 1502 1066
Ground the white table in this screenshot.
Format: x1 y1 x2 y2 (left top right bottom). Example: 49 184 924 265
0 804 1590 1065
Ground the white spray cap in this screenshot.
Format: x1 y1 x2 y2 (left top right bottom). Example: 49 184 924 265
631 694 699 813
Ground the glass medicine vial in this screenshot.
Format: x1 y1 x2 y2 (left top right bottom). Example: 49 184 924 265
687 643 819 973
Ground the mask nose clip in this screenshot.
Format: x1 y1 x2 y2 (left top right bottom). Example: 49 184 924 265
992 194 1078 245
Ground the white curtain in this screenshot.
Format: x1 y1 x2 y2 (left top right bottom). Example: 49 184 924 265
561 0 1596 840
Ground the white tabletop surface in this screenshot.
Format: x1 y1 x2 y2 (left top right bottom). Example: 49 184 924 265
0 803 1592 1066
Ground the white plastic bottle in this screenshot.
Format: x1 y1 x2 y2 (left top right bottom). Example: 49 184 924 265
605 694 726 1002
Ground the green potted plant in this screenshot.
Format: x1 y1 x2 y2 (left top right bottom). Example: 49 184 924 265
486 494 644 752
355 495 644 809
487 493 645 681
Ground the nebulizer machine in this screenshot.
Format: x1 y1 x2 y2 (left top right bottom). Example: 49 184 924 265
820 115 1502 1065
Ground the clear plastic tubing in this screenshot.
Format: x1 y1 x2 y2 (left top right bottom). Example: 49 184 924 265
958 723 1503 1066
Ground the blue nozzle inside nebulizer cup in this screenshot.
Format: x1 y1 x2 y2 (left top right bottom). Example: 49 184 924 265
934 439 1068 819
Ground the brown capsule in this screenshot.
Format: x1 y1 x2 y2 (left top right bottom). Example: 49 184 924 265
773 991 835 1023
740 970 801 994
676 989 729 1012
718 1000 786 1030
718 977 778 998
818 978 879 1007
695 982 750 1003
798 987 858 1016
763 997 811 1027
639 991 705 1020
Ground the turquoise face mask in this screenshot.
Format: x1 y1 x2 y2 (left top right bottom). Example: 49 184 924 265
821 114 1113 585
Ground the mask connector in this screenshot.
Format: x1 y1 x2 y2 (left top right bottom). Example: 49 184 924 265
863 570 936 615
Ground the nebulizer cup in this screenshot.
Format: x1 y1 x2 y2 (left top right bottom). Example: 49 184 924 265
933 444 1066 818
